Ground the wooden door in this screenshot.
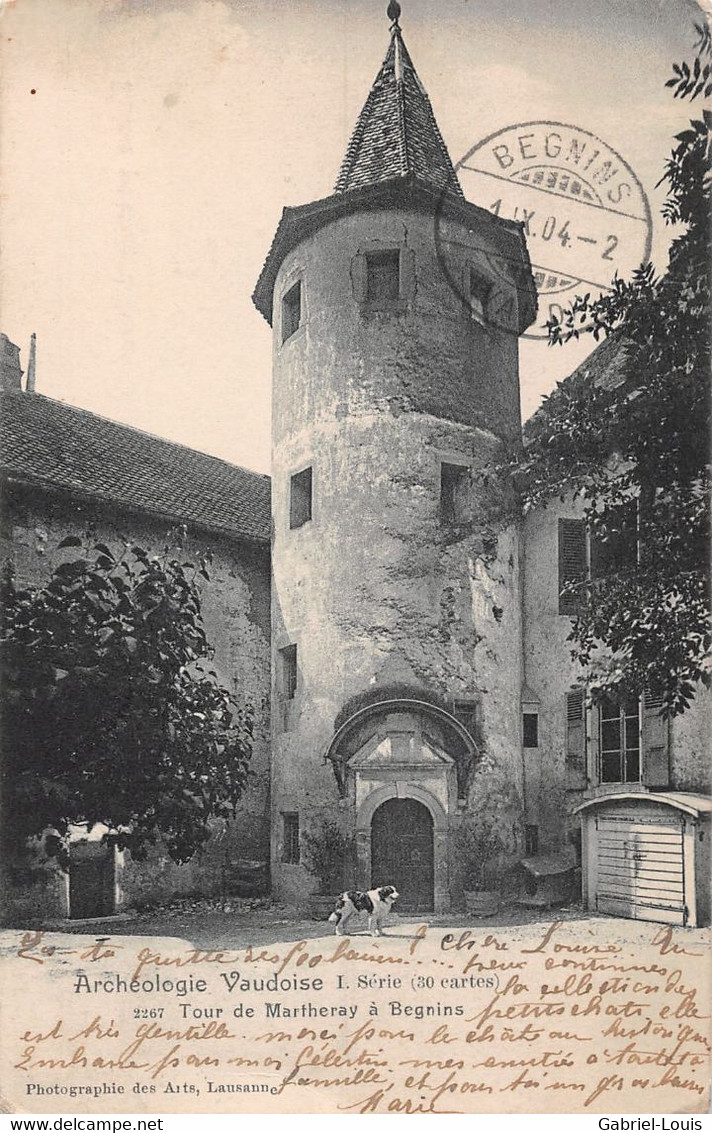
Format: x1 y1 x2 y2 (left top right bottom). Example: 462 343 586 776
69 843 116 919
595 810 686 925
371 798 434 912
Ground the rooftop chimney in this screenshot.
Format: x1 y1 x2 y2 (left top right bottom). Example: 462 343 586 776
0 334 23 391
26 332 37 392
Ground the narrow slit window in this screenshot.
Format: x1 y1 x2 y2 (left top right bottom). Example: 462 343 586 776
281 280 302 343
280 643 298 700
365 250 400 302
440 462 467 524
282 813 300 864
523 712 539 748
525 824 539 857
289 466 312 529
469 269 491 321
453 699 478 742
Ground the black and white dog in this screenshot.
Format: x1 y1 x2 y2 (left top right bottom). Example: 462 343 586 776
328 886 399 937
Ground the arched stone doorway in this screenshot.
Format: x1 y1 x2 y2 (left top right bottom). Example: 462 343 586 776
371 797 434 911
356 783 449 912
324 697 471 913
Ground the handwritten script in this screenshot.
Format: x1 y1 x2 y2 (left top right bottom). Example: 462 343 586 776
2 920 709 1114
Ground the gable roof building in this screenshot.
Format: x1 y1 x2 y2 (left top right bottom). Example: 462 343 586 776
0 382 273 925
0 390 270 545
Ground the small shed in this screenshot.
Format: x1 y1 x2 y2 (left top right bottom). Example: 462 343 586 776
575 792 711 927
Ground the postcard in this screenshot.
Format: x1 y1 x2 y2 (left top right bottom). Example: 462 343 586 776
1 0 709 1117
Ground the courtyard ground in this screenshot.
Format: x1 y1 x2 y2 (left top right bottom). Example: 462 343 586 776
13 894 706 951
4 893 590 949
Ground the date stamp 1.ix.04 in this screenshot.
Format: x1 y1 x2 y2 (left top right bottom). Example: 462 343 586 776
455 120 652 339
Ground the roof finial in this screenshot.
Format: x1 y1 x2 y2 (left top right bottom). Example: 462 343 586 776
387 0 401 31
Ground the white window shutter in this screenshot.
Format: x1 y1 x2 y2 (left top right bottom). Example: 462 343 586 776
566 689 587 787
642 691 670 787
587 697 600 785
558 519 586 614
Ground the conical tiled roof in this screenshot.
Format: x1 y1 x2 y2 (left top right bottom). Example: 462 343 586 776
334 23 464 198
253 9 537 333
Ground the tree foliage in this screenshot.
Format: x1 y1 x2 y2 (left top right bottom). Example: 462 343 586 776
515 27 711 716
1 534 253 864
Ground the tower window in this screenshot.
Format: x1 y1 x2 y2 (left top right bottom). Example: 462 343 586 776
440 462 468 524
280 644 298 700
452 699 478 741
469 269 491 322
523 712 539 748
282 813 300 864
365 249 400 302
282 280 302 343
289 466 312 529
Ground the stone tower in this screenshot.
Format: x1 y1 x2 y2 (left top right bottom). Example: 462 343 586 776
253 6 536 911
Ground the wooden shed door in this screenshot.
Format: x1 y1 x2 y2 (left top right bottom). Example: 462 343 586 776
69 843 116 919
371 798 434 912
595 811 686 925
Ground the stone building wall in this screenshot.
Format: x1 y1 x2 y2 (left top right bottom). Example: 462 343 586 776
521 499 585 847
1 482 271 921
523 495 711 851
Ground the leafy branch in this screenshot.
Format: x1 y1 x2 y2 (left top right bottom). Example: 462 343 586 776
1 535 253 864
510 29 711 716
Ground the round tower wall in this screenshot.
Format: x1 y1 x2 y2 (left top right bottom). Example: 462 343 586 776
270 206 525 906
272 208 522 444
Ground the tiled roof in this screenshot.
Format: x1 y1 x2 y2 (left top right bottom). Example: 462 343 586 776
0 391 271 544
334 26 464 199
252 177 537 332
253 21 536 332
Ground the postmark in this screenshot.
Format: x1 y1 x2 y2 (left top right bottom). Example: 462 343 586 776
437 121 652 339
